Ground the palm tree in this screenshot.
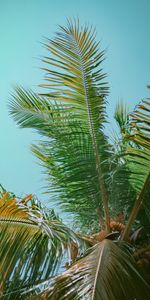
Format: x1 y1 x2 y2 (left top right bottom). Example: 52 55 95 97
1 19 149 299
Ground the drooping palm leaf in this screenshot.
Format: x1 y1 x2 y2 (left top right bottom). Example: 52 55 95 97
0 192 78 299
29 239 150 300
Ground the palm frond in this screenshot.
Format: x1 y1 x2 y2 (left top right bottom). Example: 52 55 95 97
30 240 150 300
9 19 112 231
41 19 110 231
122 96 150 239
107 102 137 218
126 97 150 193
0 192 78 299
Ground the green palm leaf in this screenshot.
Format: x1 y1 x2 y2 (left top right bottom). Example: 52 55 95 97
9 20 112 232
122 96 150 239
108 102 136 217
41 19 110 231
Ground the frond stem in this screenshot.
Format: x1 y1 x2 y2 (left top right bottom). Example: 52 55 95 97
70 33 110 232
122 171 150 241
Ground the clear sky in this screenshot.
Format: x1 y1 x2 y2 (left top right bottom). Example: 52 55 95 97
0 0 150 204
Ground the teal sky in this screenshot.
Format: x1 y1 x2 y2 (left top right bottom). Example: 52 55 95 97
0 0 150 203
